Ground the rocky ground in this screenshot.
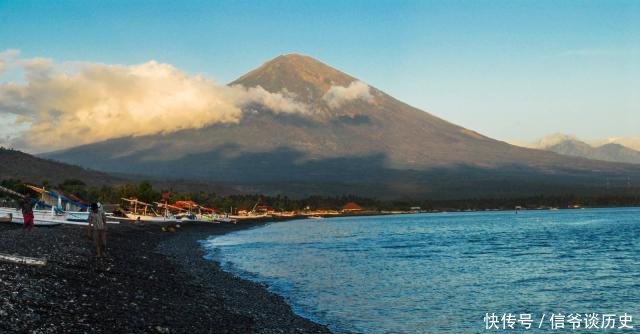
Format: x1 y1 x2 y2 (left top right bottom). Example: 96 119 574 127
0 221 331 333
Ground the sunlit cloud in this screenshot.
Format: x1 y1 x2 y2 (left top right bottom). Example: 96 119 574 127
0 50 309 151
0 49 20 75
322 80 374 109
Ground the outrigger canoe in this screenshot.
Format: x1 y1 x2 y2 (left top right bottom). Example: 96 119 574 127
0 208 64 226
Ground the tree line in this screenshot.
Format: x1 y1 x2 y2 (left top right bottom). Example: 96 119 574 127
1 178 639 212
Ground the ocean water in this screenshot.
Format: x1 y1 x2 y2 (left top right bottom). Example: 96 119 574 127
203 208 640 333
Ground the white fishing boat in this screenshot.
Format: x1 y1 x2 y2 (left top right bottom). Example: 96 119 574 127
64 211 90 222
0 207 65 226
125 212 177 222
21 185 92 222
214 213 237 224
121 198 178 222
228 202 273 221
0 185 87 226
0 212 12 223
230 213 271 220
165 200 226 223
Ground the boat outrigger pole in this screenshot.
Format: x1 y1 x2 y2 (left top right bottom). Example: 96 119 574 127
0 185 26 199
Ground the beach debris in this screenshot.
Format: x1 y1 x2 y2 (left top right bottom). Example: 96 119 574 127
161 223 181 233
154 325 170 333
0 252 47 266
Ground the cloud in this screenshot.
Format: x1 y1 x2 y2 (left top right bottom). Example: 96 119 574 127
0 49 20 74
0 52 308 151
531 133 580 149
227 85 308 114
322 80 374 109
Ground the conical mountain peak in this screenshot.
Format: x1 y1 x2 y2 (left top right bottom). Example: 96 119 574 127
43 54 640 199
231 54 358 102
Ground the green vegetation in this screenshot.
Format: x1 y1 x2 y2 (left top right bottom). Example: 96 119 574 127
1 178 639 212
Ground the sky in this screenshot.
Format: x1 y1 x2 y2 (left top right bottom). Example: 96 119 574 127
1 0 639 150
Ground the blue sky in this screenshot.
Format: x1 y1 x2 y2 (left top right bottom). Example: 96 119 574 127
1 0 638 144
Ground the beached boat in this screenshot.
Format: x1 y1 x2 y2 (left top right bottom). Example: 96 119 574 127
125 212 177 222
155 201 223 223
0 207 65 226
26 185 90 221
175 201 240 224
308 215 324 219
214 213 237 224
64 211 90 222
272 211 297 218
0 185 85 226
121 198 178 222
0 213 11 223
228 202 273 221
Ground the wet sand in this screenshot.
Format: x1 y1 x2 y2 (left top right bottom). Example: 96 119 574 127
0 221 331 333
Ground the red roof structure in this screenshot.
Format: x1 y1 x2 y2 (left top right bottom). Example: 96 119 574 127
342 202 363 212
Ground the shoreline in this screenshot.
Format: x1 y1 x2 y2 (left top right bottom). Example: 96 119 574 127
157 220 333 334
0 220 331 333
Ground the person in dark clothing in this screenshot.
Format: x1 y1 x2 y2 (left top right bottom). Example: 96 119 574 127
87 202 108 257
20 196 35 232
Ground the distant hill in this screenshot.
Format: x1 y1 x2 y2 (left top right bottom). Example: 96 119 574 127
1 148 241 196
529 134 640 165
0 147 117 186
42 54 640 199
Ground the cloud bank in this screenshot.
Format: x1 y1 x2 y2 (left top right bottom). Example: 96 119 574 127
322 80 374 109
0 51 308 151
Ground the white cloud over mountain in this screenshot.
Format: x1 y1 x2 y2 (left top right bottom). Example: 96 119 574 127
0 50 309 151
322 80 374 109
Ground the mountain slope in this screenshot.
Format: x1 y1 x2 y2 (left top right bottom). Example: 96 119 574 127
1 148 242 196
0 147 117 186
42 54 640 199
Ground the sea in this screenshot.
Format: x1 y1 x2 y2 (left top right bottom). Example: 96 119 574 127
203 208 640 333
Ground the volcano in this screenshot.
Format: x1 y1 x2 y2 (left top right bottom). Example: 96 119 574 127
43 54 640 199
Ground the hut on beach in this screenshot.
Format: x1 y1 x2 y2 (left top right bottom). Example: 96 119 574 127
342 202 363 213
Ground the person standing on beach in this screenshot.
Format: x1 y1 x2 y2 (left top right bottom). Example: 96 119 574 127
86 202 104 241
20 195 35 232
87 203 108 257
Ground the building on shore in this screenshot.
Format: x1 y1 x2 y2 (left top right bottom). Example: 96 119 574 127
342 202 363 213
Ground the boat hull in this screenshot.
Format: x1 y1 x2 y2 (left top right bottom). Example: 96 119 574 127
64 211 90 222
0 208 64 226
125 213 178 222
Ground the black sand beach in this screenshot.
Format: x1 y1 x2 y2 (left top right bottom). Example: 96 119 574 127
0 221 331 333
